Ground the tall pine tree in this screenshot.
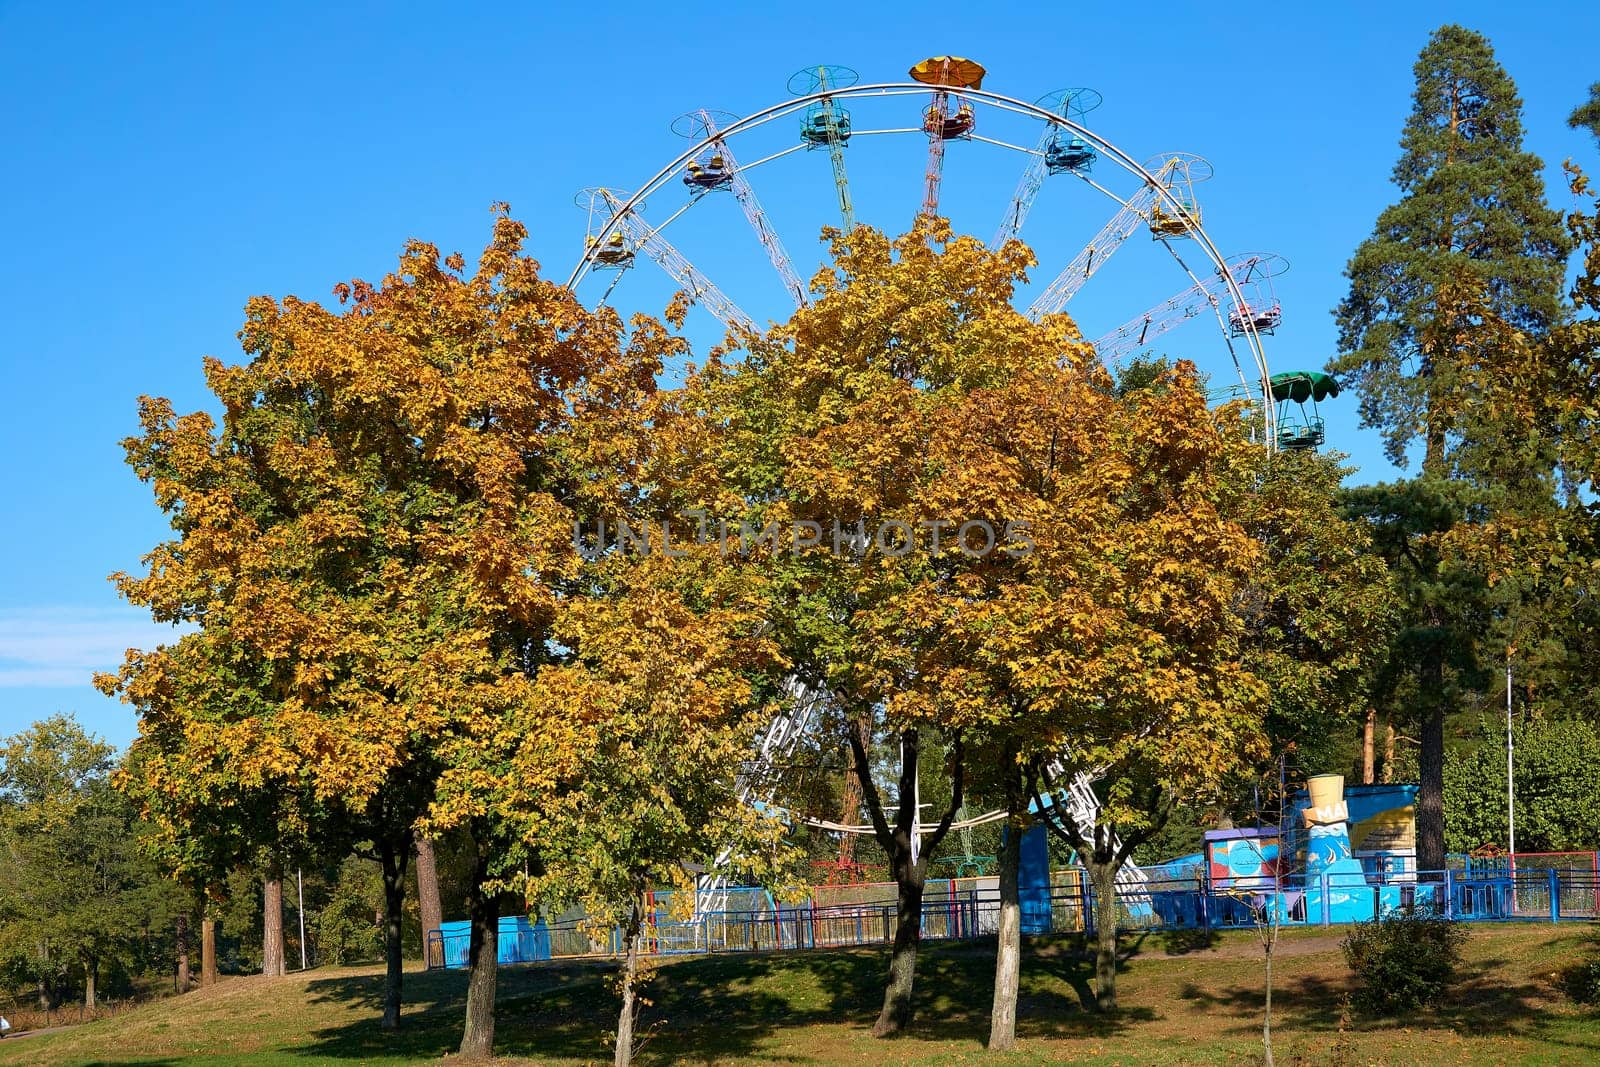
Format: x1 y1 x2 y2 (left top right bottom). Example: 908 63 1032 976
1571 83 1600 147
1330 25 1569 871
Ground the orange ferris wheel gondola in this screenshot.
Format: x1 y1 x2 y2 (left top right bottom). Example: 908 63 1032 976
908 55 986 88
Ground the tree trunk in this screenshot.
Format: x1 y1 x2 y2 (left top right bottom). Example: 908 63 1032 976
1417 653 1446 871
1262 941 1275 1067
176 913 191 993
84 958 97 1011
379 837 411 1030
457 838 498 1059
1034 781 1170 1019
1362 708 1376 785
845 723 962 1039
875 856 926 1036
1383 720 1396 784
416 837 444 967
201 917 218 986
263 876 286 977
871 728 927 1038
988 809 1023 1050
614 898 643 1067
836 714 871 868
37 940 50 1009
1090 855 1119 1013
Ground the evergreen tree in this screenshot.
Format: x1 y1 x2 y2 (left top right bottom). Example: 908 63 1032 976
1334 24 1568 470
1330 25 1570 871
1571 83 1600 148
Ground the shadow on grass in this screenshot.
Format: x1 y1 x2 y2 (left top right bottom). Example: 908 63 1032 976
293 936 1146 1064
1152 927 1224 956
1174 944 1600 1056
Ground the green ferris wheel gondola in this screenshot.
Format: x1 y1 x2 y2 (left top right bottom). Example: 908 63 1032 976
1269 371 1340 405
1270 371 1340 451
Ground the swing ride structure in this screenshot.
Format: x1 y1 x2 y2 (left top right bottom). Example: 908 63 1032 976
565 56 1333 922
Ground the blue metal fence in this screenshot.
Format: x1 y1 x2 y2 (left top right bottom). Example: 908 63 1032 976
427 916 550 970
425 861 1600 969
1093 865 1600 934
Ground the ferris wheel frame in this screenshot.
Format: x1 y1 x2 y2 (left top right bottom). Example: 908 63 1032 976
564 80 1278 448
561 77 1289 908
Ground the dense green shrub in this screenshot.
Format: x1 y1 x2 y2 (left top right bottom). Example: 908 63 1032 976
1445 718 1600 853
1561 956 1600 1005
1341 907 1469 1014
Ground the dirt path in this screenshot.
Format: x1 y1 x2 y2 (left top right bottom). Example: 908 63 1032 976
1 1024 78 1041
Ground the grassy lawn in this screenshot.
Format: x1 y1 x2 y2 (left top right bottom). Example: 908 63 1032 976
3 923 1596 1066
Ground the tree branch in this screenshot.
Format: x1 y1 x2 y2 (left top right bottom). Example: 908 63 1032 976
1030 771 1090 858
846 714 896 855
892 728 919 841
1113 792 1171 870
924 730 965 854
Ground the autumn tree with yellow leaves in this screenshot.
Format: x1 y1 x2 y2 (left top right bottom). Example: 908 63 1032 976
659 218 1075 1037
102 208 671 1054
667 218 1269 1045
878 352 1268 1042
501 550 793 1067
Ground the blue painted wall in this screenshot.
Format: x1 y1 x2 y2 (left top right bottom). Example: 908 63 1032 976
435 915 550 969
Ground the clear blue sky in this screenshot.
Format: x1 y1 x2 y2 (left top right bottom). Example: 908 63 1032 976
2 1 1596 748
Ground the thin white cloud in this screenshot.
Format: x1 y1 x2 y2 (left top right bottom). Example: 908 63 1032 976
0 607 187 689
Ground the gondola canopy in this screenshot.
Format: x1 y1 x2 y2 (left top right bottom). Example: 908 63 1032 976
1269 371 1339 405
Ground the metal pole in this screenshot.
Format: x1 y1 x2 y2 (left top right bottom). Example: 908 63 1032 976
1507 650 1518 914
1507 650 1516 860
297 869 308 971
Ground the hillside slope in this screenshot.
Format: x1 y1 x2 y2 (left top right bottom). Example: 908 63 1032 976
2 925 1595 1065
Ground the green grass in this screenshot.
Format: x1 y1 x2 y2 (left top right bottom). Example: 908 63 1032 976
3 923 1597 1065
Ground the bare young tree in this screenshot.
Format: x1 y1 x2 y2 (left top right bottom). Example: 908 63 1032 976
1229 764 1294 1067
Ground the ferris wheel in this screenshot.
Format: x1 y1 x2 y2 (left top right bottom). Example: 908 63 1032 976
563 57 1290 916
568 56 1285 446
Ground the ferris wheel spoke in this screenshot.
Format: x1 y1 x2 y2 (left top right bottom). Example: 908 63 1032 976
993 88 1102 249
699 673 830 914
1150 238 1252 396
675 109 808 308
909 56 986 220
1028 152 1211 320
1093 270 1226 364
1072 171 1128 203
579 187 755 334
789 65 859 233
1093 252 1288 371
733 143 811 172
596 267 628 311
1027 189 1155 318
995 149 1047 248
967 135 1038 154
920 89 950 218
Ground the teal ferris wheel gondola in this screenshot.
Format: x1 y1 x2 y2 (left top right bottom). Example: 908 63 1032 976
1045 133 1096 173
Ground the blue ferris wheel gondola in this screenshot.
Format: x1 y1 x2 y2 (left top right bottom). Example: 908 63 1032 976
1044 133 1096 173
800 103 851 145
